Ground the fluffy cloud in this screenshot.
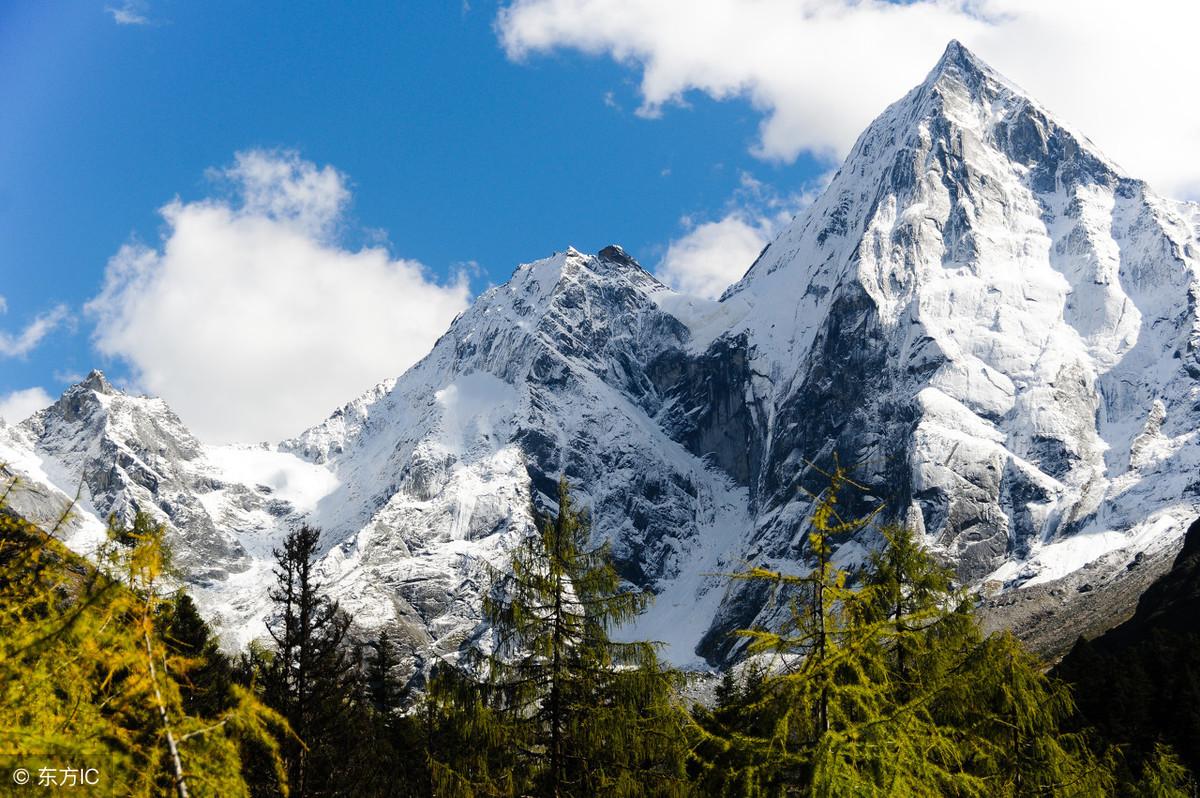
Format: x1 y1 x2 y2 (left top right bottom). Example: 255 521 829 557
0 300 69 358
656 172 819 298
658 215 773 300
498 0 1200 199
87 150 471 444
0 387 53 425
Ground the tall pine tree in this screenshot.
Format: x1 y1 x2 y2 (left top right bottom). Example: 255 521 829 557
435 478 689 798
261 524 359 797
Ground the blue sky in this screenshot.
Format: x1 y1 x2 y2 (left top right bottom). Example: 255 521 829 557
3 0 1197 441
1 0 821 435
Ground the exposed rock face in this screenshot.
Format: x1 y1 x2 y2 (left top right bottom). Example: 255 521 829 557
279 245 750 665
13 370 248 579
696 40 1200 662
0 372 328 644
2 42 1198 669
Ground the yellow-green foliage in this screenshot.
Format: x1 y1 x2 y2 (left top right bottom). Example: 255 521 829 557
0 478 288 797
692 460 1113 797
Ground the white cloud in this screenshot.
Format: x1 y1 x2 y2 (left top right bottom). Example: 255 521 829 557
656 171 821 299
658 214 773 300
87 149 471 444
0 387 53 425
209 150 349 237
106 0 151 25
0 303 69 358
498 0 1200 199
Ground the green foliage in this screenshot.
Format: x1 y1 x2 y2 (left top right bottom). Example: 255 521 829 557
433 478 690 797
690 459 1117 797
254 524 365 797
0 481 288 797
426 662 517 797
5 467 1193 797
1130 744 1195 798
163 591 236 718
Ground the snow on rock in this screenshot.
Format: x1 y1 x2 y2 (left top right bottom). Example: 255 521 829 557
7 42 1200 669
696 39 1200 661
203 444 338 513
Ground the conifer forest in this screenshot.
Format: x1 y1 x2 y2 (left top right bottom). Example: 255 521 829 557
2 467 1197 797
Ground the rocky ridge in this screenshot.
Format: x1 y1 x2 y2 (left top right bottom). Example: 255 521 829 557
3 42 1198 669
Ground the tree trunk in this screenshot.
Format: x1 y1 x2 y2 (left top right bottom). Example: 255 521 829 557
144 624 189 798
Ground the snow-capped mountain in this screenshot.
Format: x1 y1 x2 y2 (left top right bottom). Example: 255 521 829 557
700 39 1200 659
0 370 335 644
277 246 751 664
3 41 1198 669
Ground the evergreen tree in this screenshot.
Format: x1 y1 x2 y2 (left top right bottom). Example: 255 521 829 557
261 524 358 797
1130 744 1195 798
714 669 740 712
695 459 1117 796
342 632 432 798
426 661 515 797
366 630 403 717
435 478 689 797
163 591 236 718
859 525 971 699
944 632 1112 796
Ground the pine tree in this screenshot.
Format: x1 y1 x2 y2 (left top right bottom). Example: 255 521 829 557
426 661 515 797
703 459 886 794
163 591 236 718
353 630 427 798
945 632 1112 796
434 478 689 798
1130 744 1195 798
366 630 403 717
859 525 967 698
697 457 1122 796
261 524 358 797
714 669 740 711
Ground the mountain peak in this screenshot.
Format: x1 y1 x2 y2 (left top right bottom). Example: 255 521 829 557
917 38 1020 112
78 369 117 396
597 244 636 266
925 38 1003 87
932 39 981 74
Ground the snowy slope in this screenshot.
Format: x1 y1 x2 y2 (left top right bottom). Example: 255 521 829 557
700 40 1200 659
281 246 751 666
0 372 331 648
4 42 1198 669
